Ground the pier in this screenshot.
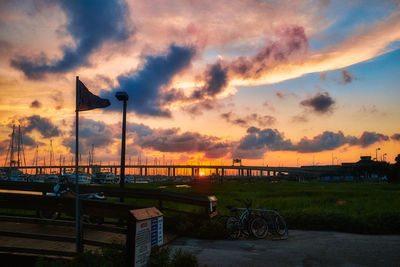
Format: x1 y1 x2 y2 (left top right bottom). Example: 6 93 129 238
1 164 322 179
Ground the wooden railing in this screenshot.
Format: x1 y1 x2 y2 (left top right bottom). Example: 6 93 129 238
0 181 217 258
0 181 218 217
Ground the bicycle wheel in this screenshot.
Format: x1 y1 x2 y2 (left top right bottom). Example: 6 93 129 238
274 215 287 236
226 216 241 239
250 216 268 239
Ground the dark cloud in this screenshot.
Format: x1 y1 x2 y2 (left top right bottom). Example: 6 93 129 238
184 100 221 116
296 131 388 151
11 0 131 79
21 115 61 138
62 118 114 153
228 26 308 79
110 25 307 118
391 133 400 141
232 127 391 158
21 134 37 147
160 25 308 116
134 127 229 158
102 45 195 117
233 127 294 158
191 63 228 99
58 117 394 160
159 63 228 116
296 131 356 153
358 131 389 147
291 114 308 123
160 88 187 106
220 112 232 121
340 69 355 84
127 123 153 138
300 92 335 114
221 112 276 128
0 130 37 152
274 91 297 100
30 100 42 109
275 92 284 99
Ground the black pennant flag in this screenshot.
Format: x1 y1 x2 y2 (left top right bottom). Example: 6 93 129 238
77 79 110 111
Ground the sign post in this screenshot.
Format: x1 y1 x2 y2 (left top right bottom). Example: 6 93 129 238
127 207 163 267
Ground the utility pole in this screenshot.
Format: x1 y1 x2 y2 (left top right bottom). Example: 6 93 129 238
115 91 129 203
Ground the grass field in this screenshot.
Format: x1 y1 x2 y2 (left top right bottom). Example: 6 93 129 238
2 180 398 236
124 180 400 235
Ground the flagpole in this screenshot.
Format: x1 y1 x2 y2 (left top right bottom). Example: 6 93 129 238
75 76 82 253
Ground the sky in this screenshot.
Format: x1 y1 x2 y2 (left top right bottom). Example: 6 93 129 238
0 0 399 167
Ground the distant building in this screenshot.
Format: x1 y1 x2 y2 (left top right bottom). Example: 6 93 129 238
341 156 388 181
301 156 389 182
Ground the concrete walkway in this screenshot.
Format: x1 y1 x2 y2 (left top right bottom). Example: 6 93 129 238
167 230 400 267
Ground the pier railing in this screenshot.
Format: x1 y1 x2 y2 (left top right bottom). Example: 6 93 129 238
0 181 217 217
0 181 217 258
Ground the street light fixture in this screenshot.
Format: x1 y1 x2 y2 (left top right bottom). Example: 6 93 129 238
375 147 381 162
115 92 129 202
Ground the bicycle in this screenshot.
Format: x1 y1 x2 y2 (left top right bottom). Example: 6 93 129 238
220 199 268 239
253 208 288 238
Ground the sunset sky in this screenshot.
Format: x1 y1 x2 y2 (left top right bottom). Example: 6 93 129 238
0 0 399 167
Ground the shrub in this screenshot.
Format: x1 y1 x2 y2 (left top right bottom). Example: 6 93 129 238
148 247 199 267
170 249 199 267
148 246 171 267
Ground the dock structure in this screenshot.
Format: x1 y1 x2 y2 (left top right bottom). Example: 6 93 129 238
1 164 322 179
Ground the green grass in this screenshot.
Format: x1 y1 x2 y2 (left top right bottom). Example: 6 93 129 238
121 180 400 235
3 180 399 236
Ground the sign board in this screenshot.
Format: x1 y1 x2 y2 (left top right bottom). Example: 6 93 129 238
129 207 163 267
134 219 151 267
151 216 163 248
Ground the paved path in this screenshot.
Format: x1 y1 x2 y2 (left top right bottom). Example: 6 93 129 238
167 230 400 267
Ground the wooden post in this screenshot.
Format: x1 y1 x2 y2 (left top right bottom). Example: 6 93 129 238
126 212 136 267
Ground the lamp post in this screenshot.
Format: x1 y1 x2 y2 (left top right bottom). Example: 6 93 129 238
375 147 381 162
116 92 129 203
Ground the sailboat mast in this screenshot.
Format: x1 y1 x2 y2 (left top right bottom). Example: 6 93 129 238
17 125 21 167
91 144 94 165
35 145 38 167
10 125 15 167
50 140 52 169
